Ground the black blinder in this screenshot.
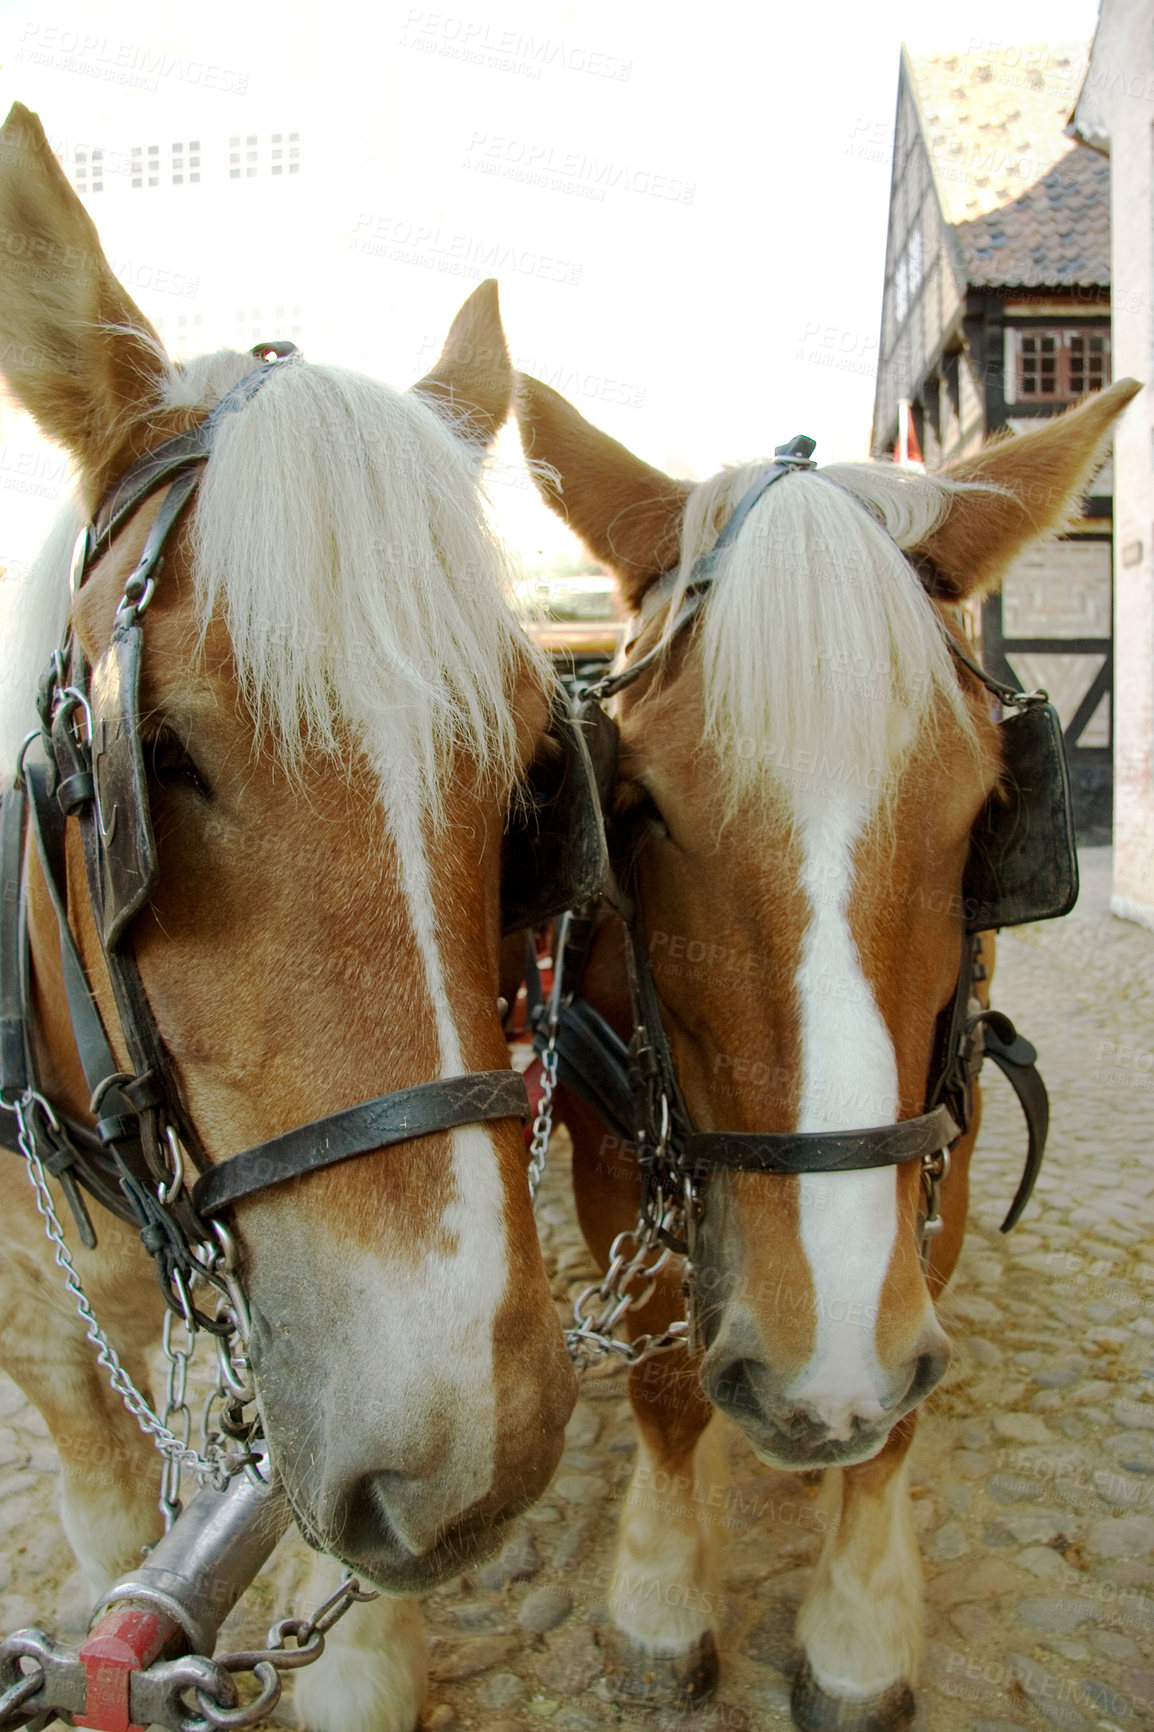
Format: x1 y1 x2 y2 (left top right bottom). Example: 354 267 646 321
89 620 158 951
964 699 1078 933
501 701 613 935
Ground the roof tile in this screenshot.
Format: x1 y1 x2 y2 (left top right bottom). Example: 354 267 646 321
909 43 1109 287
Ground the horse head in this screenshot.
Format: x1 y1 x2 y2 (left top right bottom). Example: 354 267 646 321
0 102 575 1591
517 367 1138 1470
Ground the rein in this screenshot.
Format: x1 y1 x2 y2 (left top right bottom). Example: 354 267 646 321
530 442 1061 1320
0 344 531 1347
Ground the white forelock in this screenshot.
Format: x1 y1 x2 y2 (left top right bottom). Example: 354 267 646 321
187 353 530 821
662 458 990 821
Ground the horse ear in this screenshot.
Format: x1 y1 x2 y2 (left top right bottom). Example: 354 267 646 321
0 103 169 498
412 278 513 448
912 377 1143 599
516 373 692 609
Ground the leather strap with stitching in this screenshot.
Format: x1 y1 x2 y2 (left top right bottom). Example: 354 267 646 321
0 787 27 1108
683 1103 960 1175
192 1070 531 1217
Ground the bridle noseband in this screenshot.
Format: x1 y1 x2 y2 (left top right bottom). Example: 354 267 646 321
1 344 530 1333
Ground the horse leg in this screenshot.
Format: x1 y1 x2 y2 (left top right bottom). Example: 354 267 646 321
0 1217 164 1595
603 1347 724 1708
567 1092 722 1708
792 1414 921 1732
291 1555 426 1732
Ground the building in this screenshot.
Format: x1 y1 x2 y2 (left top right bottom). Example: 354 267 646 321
1071 0 1154 931
871 44 1117 843
56 124 308 357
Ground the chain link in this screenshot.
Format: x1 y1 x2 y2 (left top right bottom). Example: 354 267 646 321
565 1199 689 1369
526 925 571 1204
11 1090 250 1487
527 1042 557 1201
159 1311 196 1529
190 1576 380 1730
0 1666 44 1729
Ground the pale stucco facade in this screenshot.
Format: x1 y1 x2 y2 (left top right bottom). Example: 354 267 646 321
1073 0 1154 928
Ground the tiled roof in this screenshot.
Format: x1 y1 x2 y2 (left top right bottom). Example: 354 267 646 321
908 44 1110 288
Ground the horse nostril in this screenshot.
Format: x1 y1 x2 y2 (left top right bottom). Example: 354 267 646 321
705 1357 762 1425
908 1345 950 1405
333 1470 411 1563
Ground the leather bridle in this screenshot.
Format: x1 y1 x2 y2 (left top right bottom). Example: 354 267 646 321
531 440 1054 1272
0 344 529 1328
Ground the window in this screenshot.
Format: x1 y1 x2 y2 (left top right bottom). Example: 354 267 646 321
72 149 105 195
893 221 923 328
1068 332 1109 395
1015 328 1110 400
226 131 301 181
170 140 201 186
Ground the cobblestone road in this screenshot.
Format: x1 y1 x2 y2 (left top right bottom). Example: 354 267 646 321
1 846 1152 1731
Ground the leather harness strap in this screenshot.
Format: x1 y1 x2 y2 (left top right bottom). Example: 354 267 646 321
192 1071 531 1217
0 782 139 1240
973 1012 1048 1232
0 785 26 1108
683 1105 960 1177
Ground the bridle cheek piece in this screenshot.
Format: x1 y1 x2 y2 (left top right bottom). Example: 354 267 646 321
0 344 531 1331
528 438 1072 1316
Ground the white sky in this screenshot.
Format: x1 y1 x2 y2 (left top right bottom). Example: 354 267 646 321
0 0 1103 570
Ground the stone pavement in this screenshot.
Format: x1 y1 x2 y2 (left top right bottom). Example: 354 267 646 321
0 845 1152 1730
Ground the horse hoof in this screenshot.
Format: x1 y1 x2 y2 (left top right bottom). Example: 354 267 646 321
791 1662 915 1732
601 1627 719 1708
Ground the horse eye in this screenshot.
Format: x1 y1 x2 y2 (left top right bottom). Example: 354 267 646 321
616 780 669 840
148 729 210 798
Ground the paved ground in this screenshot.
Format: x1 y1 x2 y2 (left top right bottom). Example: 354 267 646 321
1 845 1153 1731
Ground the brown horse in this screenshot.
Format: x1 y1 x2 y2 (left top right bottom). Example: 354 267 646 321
0 104 574 1732
514 362 1138 1729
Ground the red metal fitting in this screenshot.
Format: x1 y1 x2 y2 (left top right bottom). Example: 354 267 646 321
78 1604 176 1732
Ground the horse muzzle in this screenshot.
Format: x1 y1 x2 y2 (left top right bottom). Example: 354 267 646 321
245 1270 573 1589
698 1312 951 1468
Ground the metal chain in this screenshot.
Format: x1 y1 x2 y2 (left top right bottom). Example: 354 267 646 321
527 921 569 1203
10 1090 245 1485
0 1667 44 1729
0 1576 380 1732
566 1199 689 1369
159 1311 196 1529
189 1575 380 1730
527 1041 557 1201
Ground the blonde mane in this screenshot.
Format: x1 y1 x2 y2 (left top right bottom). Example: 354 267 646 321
185 352 531 819
663 459 989 818
2 349 536 817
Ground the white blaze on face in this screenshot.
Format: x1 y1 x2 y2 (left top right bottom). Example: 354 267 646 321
379 779 508 1497
786 791 901 1438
